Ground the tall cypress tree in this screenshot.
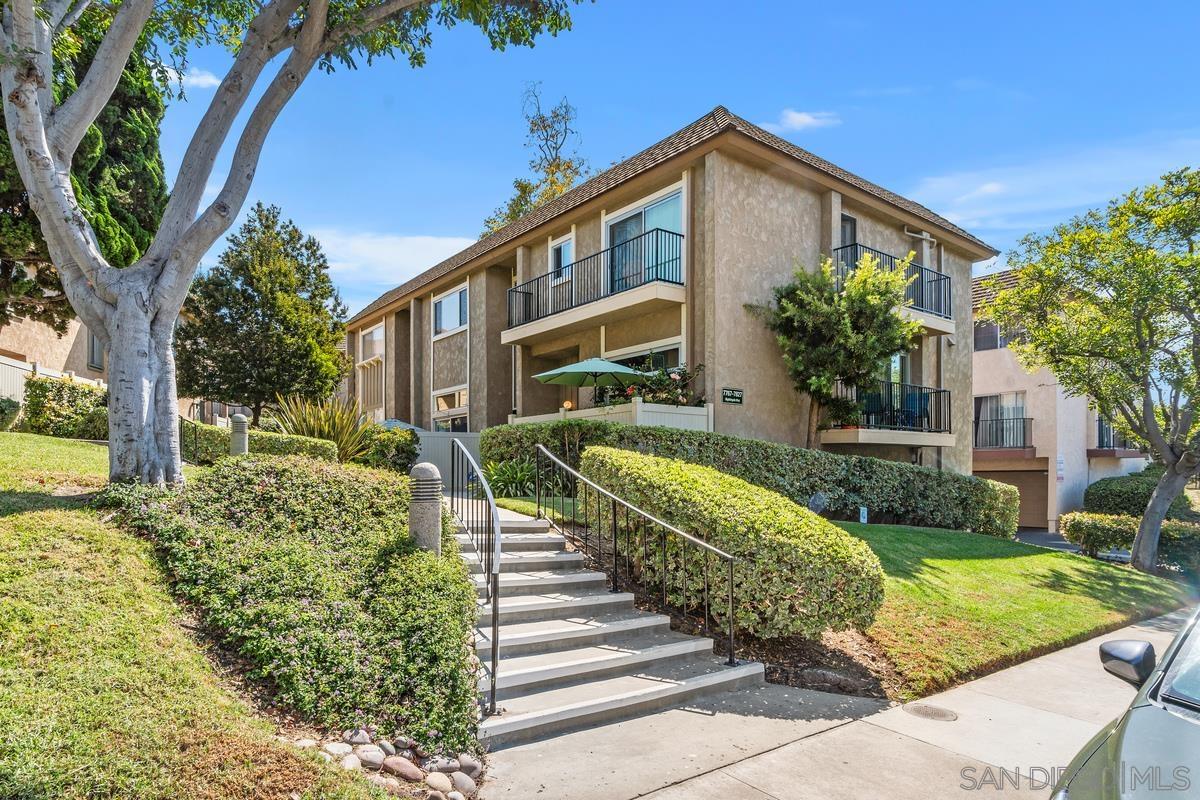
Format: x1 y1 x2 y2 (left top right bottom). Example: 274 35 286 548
175 203 349 425
0 11 168 332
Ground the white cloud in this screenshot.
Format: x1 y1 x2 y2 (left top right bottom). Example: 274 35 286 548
311 229 476 314
910 132 1200 238
182 68 221 89
760 109 841 134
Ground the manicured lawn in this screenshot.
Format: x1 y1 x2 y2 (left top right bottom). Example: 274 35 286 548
840 522 1194 698
495 495 576 520
0 433 379 799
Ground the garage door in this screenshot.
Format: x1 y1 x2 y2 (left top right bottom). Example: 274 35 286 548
975 470 1049 529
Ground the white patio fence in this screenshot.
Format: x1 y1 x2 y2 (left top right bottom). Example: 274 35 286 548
417 431 482 481
0 354 105 402
508 397 714 432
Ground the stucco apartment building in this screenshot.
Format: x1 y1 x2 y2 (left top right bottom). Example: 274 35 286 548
345 107 997 474
971 272 1148 529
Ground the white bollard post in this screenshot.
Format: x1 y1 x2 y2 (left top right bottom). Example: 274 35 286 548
409 462 443 555
230 413 249 456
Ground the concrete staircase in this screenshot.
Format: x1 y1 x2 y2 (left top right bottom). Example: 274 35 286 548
457 516 763 749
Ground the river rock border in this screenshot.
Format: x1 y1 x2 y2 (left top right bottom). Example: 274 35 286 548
290 728 482 798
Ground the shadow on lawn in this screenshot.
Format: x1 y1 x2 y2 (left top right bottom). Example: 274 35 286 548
1029 563 1196 615
0 489 93 518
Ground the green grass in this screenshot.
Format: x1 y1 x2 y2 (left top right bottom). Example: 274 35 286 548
0 433 382 800
840 522 1194 698
495 495 576 521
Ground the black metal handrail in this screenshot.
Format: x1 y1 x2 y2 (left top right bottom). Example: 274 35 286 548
831 379 952 433
447 438 502 716
178 415 201 464
534 443 737 666
1097 418 1136 451
974 417 1032 449
832 243 952 319
507 228 684 328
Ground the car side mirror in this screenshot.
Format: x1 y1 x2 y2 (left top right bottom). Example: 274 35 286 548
1100 640 1156 687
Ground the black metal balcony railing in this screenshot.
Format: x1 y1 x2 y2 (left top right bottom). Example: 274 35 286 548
831 379 952 433
974 417 1032 449
832 243 952 319
1097 418 1135 451
507 228 684 328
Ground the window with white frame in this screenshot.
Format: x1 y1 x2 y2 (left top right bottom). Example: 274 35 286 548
86 329 104 371
550 234 573 282
434 285 468 336
433 387 468 432
606 188 684 291
357 325 385 411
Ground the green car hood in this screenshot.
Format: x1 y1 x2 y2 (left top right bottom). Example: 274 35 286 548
1064 703 1199 798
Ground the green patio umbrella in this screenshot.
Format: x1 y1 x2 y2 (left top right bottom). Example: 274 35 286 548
533 357 648 389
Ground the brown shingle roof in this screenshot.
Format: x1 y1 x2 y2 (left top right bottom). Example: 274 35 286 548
349 105 998 325
972 269 1019 312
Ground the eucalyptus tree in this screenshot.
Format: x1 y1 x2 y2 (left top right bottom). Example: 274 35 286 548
0 0 577 483
985 168 1200 573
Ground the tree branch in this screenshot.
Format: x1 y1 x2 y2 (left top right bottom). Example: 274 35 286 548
47 0 155 161
320 0 424 50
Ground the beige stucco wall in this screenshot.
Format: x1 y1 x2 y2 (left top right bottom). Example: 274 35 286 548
0 317 105 380
469 266 515 429
604 308 682 354
939 247 974 474
432 328 468 392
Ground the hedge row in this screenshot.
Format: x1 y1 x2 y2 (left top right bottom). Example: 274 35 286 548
1083 474 1191 518
356 425 421 473
580 447 885 639
481 420 1019 538
21 376 108 439
180 419 338 464
1060 511 1200 581
98 456 479 751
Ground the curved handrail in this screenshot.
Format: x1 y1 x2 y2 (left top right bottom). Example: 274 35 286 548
447 437 502 716
534 444 734 562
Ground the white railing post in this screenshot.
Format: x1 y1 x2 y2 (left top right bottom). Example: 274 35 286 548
631 396 643 426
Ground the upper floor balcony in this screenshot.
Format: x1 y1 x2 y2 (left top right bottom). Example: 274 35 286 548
820 378 955 448
832 243 954 333
502 229 685 345
1089 418 1144 459
974 417 1033 449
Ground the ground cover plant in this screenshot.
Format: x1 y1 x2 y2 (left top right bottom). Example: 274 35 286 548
0 433 381 799
103 455 479 754
842 522 1192 697
1061 511 1200 581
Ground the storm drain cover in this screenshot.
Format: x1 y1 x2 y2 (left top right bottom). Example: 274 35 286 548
901 702 958 722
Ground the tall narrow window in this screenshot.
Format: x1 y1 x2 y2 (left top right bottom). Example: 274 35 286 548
550 237 573 282
840 214 857 248
86 329 104 371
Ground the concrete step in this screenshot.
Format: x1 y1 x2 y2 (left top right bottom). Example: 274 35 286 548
479 657 765 748
474 610 670 657
498 518 552 533
482 630 714 697
456 529 565 554
473 569 609 598
466 550 585 575
477 589 635 624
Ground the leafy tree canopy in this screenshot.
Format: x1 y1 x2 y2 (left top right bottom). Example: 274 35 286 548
482 82 587 235
749 255 921 448
984 167 1200 572
0 9 168 333
175 203 349 424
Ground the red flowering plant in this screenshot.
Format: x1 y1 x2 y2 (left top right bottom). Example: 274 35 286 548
624 360 705 406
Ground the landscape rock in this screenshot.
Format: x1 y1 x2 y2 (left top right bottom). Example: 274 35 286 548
321 742 352 758
450 771 477 797
293 738 318 749
425 772 453 793
366 774 404 795
316 751 332 763
354 744 386 770
377 740 396 756
339 753 361 771
457 753 482 779
427 756 459 773
397 748 418 762
381 755 423 782
343 728 373 745
448 792 466 800
426 793 447 800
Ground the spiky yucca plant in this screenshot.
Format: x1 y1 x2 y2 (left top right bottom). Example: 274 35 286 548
273 395 372 462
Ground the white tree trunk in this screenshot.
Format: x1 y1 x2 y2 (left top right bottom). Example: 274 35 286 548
105 287 183 484
1131 468 1191 572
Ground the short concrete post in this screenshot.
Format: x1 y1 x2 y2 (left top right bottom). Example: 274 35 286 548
230 413 249 456
409 462 442 556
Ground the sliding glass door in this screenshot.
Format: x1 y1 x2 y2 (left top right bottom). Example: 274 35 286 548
607 191 682 292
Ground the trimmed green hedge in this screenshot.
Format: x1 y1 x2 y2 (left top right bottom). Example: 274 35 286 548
580 446 885 639
482 420 1019 538
97 456 478 752
1083 474 1191 518
1060 511 1200 581
179 419 338 464
356 425 421 473
0 397 19 430
21 375 107 439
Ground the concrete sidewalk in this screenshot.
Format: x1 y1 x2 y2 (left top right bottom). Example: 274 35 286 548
481 609 1191 799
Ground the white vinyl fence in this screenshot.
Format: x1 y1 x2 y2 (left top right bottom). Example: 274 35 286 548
0 354 105 401
416 431 482 482
509 396 714 432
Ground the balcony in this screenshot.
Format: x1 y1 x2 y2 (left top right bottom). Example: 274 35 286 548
820 378 955 448
974 417 1032 449
1090 418 1144 458
832 243 953 332
502 229 685 345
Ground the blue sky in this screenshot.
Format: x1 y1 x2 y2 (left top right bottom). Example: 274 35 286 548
160 0 1200 314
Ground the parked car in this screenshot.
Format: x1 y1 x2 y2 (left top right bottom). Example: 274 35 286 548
1052 607 1200 798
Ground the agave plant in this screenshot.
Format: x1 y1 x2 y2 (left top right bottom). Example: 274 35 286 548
273 395 373 462
482 457 538 498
